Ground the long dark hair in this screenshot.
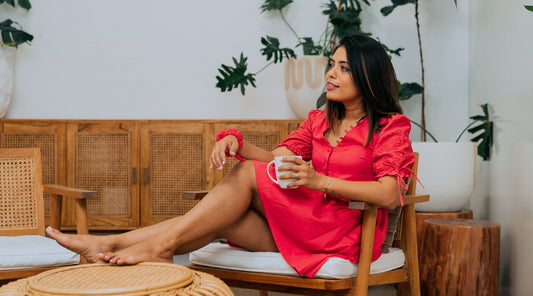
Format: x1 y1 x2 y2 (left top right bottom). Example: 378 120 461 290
326 34 403 145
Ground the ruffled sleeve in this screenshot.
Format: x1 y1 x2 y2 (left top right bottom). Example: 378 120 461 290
278 110 322 161
372 114 415 185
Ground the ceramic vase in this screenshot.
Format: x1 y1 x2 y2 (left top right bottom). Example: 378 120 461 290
412 142 477 212
284 55 328 119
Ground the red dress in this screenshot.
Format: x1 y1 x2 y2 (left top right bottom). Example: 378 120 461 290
254 110 415 278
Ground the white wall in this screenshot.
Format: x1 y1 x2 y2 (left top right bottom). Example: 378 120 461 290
3 0 532 293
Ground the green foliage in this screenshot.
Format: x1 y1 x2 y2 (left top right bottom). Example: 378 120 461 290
465 103 493 161
526 5 533 12
380 0 415 16
297 37 323 55
322 0 364 40
398 82 423 101
260 0 293 13
0 0 33 47
260 36 296 63
215 53 256 96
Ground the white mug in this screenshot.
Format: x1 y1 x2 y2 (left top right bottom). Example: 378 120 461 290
266 156 302 189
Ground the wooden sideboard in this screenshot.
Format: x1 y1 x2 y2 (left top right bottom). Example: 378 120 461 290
0 119 301 230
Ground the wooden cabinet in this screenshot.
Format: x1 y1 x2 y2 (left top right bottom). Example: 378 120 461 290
0 119 301 230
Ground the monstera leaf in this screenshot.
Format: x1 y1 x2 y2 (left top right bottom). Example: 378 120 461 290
215 53 256 96
466 103 494 161
260 0 293 12
260 36 296 63
0 19 33 47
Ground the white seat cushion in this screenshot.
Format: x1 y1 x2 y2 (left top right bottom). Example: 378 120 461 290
189 242 405 279
0 235 79 270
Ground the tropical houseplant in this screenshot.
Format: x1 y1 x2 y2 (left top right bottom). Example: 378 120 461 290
380 0 496 211
0 0 33 117
214 0 422 118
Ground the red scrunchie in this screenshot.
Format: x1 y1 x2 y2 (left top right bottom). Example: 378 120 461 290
216 128 246 161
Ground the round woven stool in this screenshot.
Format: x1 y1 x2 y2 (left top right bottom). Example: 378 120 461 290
0 263 233 296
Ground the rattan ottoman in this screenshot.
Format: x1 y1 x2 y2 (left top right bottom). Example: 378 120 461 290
0 262 233 295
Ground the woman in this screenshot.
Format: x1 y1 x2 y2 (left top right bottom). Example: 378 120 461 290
46 34 415 279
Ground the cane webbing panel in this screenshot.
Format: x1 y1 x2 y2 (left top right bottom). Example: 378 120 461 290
75 133 130 216
150 133 203 217
222 131 280 176
0 157 38 231
0 133 56 216
0 263 234 296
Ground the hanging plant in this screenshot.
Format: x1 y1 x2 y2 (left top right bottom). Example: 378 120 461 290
0 0 33 47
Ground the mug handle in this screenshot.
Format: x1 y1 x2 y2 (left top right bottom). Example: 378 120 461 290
266 160 278 184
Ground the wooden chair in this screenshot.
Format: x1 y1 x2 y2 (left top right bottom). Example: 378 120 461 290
183 153 428 296
0 148 96 282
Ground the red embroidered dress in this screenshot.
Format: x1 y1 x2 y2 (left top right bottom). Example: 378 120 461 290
254 110 415 278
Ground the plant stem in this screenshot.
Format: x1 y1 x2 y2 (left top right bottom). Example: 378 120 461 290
455 120 477 142
415 0 426 141
410 120 438 143
254 61 275 75
279 10 300 40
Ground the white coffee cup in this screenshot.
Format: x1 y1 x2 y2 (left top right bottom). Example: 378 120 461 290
266 156 302 189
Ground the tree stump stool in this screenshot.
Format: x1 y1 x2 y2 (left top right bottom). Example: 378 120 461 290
420 219 500 296
416 211 473 258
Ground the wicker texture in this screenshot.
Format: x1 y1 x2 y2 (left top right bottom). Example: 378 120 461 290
0 157 37 231
1 133 57 216
75 132 130 216
150 133 203 217
0 263 233 296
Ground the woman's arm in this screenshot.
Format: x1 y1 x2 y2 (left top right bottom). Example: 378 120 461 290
278 157 400 210
210 135 296 170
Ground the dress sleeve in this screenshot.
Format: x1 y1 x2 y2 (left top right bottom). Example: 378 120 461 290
372 114 415 182
277 110 320 161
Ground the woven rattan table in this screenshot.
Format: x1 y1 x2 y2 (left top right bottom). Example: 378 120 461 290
0 262 233 296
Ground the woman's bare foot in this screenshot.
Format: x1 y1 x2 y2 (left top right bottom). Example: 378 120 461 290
46 226 113 263
103 240 174 265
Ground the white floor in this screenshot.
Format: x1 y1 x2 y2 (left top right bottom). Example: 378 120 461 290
174 254 396 296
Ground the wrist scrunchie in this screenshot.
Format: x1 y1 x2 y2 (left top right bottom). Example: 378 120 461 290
216 128 246 161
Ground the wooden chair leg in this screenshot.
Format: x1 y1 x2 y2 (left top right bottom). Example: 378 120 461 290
401 204 420 296
354 207 378 296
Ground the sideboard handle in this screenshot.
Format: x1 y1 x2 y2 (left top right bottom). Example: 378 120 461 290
132 167 137 185
143 168 148 185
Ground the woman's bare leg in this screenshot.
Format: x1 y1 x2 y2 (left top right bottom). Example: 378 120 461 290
90 160 271 265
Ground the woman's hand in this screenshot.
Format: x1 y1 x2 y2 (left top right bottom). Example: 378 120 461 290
210 135 239 170
277 156 324 190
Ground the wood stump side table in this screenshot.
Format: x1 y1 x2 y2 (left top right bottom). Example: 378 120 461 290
420 219 500 296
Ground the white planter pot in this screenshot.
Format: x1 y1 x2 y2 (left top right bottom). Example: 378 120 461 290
284 55 328 119
0 47 15 118
412 142 477 212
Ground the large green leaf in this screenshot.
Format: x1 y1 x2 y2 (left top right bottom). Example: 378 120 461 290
398 81 423 101
526 5 533 12
467 103 493 161
0 0 31 9
323 1 364 39
0 19 33 47
215 53 257 96
260 36 296 63
260 0 293 13
297 37 323 56
380 0 415 16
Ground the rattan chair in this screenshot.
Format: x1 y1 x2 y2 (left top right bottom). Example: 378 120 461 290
0 148 96 282
184 153 429 296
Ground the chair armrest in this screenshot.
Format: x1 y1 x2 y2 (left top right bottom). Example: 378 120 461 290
43 184 97 200
348 194 430 210
44 184 96 239
183 191 209 200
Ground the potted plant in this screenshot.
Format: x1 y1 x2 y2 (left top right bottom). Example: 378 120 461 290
380 0 495 212
214 0 422 118
0 0 33 117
